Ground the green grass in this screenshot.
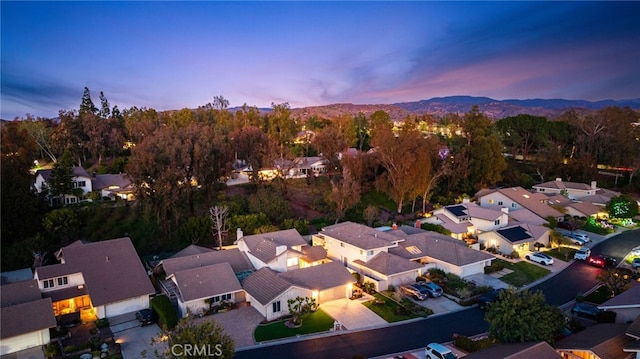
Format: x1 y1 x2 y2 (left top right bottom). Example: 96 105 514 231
253 309 335 342
362 293 420 322
545 247 577 262
494 259 551 287
584 286 614 304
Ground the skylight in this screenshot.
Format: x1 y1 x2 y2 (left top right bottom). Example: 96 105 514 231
406 246 422 255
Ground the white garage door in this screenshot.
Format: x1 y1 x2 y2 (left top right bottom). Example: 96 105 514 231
0 331 45 355
105 296 147 317
319 285 346 303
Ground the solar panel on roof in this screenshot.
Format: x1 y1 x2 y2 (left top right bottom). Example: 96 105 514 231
447 205 468 217
497 226 531 242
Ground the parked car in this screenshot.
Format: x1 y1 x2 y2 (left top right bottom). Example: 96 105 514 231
417 282 443 297
558 221 578 231
425 342 458 359
401 284 427 300
135 308 154 326
588 255 617 268
477 288 505 310
564 234 589 246
571 232 591 243
574 247 591 261
630 246 640 256
525 252 554 265
632 258 640 269
571 302 601 320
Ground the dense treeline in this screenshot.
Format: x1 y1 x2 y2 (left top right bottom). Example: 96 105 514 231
2 88 639 271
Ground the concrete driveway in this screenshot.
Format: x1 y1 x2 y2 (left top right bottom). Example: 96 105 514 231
319 298 387 330
113 323 163 358
197 306 265 349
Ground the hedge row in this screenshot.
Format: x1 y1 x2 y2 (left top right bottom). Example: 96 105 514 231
150 295 178 330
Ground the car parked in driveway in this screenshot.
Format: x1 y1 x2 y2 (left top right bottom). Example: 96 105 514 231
632 258 640 269
425 342 458 359
564 234 589 246
417 282 443 297
135 309 154 326
526 252 554 265
401 284 427 300
588 255 617 268
571 302 601 320
570 232 590 243
574 247 591 260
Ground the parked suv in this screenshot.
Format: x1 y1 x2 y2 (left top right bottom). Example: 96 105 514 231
417 282 443 297
425 342 458 359
574 247 591 261
401 284 427 300
571 302 601 320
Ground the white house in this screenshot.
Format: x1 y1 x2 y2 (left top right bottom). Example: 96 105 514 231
34 237 155 319
533 178 600 200
0 280 56 356
34 166 93 205
476 186 564 224
478 223 551 255
423 201 509 240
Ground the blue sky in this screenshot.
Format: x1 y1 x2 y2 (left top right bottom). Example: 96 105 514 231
2 1 639 119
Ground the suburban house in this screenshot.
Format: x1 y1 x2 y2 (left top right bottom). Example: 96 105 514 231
533 178 601 200
555 322 637 359
0 280 57 356
624 316 640 358
597 283 640 323
463 341 561 359
274 156 328 178
242 261 354 321
476 186 565 223
565 201 606 219
478 223 550 255
236 228 327 272
91 173 135 201
422 200 509 240
313 222 495 290
155 247 254 312
33 237 155 319
34 166 93 205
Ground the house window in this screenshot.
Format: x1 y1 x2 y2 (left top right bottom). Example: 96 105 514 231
489 199 494 204
213 296 220 303
57 277 68 286
73 181 86 188
498 201 503 206
367 250 373 256
43 279 54 288
287 257 299 267
494 219 500 225
221 293 231 301
340 242 345 247
511 203 517 208
272 301 281 313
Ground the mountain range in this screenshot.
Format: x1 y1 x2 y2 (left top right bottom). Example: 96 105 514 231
285 96 640 121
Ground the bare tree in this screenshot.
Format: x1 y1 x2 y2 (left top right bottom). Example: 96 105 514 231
209 205 229 250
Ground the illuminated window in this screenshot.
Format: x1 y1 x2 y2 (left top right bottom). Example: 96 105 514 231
406 246 422 255
489 199 494 204
287 257 299 267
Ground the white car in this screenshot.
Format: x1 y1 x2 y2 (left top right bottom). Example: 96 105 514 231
631 246 640 256
526 252 554 265
564 234 589 246
574 247 591 260
571 232 591 243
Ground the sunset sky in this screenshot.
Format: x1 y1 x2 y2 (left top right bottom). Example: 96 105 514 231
2 1 639 119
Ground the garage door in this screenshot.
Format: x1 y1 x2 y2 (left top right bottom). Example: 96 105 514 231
105 296 147 317
0 331 45 355
319 285 346 303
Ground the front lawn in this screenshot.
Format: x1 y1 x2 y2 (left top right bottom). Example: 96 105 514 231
495 259 551 287
362 292 420 322
253 309 335 342
546 247 577 262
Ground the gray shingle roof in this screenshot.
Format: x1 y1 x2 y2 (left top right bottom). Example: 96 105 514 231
598 283 640 309
353 252 422 276
556 323 634 359
0 280 41 307
92 173 132 191
301 246 327 262
390 231 494 266
321 222 402 250
278 261 354 291
242 267 292 305
627 315 640 339
173 262 242 302
0 298 57 339
171 244 215 258
161 248 254 277
241 229 308 263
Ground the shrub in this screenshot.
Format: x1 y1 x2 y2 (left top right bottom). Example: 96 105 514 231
416 276 426 282
454 335 496 353
484 262 505 274
597 310 617 323
420 222 452 235
486 247 498 254
63 345 78 354
352 272 361 284
44 343 59 358
387 284 395 292
151 295 178 330
96 318 110 328
510 251 520 259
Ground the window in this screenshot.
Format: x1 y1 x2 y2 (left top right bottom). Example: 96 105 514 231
287 257 299 267
360 250 363 255
43 279 54 288
498 201 503 206
494 219 500 225
511 203 517 208
73 181 86 188
367 250 373 256
221 293 231 301
340 242 345 247
489 199 494 204
213 296 220 302
272 301 281 312
57 277 68 286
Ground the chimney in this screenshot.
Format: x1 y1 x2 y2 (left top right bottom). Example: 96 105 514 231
236 228 244 240
415 219 421 228
392 223 398 230
591 181 597 189
555 178 562 182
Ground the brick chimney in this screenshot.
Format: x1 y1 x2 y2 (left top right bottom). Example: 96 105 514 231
392 223 398 230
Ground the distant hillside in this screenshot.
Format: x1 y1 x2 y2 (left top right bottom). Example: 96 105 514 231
291 96 640 121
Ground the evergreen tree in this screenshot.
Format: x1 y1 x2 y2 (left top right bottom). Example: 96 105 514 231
99 91 110 118
79 87 97 115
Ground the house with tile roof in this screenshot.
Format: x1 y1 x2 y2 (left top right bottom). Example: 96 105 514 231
242 261 354 321
555 323 636 359
237 228 327 272
598 283 640 323
0 280 57 356
33 237 155 319
477 223 550 256
476 186 564 223
422 200 509 240
34 166 93 205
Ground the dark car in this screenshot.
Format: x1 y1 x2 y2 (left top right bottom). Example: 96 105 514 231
417 282 443 297
136 309 154 326
588 255 617 268
571 302 601 320
477 288 505 310
558 221 578 231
